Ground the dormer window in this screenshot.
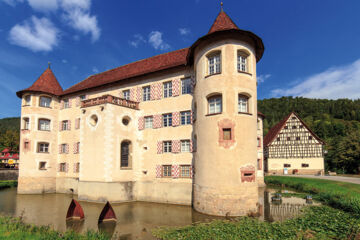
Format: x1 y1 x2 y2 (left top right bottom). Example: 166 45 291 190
237 51 249 72
207 52 221 75
39 96 51 108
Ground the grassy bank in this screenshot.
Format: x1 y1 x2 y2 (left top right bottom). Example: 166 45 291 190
153 177 360 239
265 176 360 215
0 180 17 190
0 215 109 240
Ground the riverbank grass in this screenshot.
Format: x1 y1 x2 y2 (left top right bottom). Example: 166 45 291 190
0 180 17 190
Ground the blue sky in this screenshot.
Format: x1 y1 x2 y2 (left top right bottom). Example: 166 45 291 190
0 0 360 118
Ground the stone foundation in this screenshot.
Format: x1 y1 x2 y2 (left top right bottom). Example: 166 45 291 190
17 177 56 194
56 177 79 194
193 183 259 216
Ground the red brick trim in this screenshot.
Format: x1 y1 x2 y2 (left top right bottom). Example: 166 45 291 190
218 119 235 149
240 165 255 183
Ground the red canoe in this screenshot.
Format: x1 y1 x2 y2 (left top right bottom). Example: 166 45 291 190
66 199 85 220
98 201 117 223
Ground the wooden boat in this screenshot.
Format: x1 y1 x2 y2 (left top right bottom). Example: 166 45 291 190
66 199 85 220
98 201 117 223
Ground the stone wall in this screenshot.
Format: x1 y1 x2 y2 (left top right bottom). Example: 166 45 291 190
0 169 19 180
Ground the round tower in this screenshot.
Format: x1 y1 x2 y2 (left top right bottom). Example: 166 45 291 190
190 10 264 216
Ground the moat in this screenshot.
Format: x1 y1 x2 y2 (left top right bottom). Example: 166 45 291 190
0 187 318 239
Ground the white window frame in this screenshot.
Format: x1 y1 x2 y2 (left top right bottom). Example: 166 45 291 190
238 95 249 113
180 165 191 178
162 165 172 177
39 119 50 131
181 140 190 153
237 52 248 72
123 90 130 100
38 143 49 153
163 81 172 98
163 141 172 153
181 111 191 125
143 86 151 101
181 78 191 94
62 120 69 131
23 117 30 130
144 116 153 129
163 113 172 127
63 99 70 109
39 96 51 108
208 96 222 114
208 53 221 75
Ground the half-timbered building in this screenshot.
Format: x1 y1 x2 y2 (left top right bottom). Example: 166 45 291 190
264 112 325 175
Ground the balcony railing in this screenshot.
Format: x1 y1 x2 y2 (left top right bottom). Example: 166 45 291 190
81 95 139 110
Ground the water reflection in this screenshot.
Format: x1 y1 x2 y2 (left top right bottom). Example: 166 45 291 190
0 187 319 239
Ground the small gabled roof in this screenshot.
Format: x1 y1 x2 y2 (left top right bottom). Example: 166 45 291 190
264 112 325 146
16 67 63 98
208 10 240 34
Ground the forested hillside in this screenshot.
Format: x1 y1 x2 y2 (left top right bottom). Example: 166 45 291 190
258 97 360 174
0 118 20 151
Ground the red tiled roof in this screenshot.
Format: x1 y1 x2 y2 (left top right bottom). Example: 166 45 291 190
0 152 19 160
264 112 325 146
208 10 239 34
257 111 265 119
62 48 190 95
17 68 63 98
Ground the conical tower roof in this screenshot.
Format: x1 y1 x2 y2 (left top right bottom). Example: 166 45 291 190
208 10 240 34
17 67 63 98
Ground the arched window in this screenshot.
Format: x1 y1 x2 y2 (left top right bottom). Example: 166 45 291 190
237 51 249 73
238 94 249 113
207 94 222 114
121 141 132 168
207 51 221 75
38 118 51 131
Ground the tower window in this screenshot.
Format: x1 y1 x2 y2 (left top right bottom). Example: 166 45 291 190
223 128 232 140
237 51 249 72
238 94 249 113
143 86 151 101
39 96 51 108
163 81 172 98
208 95 222 114
38 119 50 131
208 53 221 75
23 117 30 130
24 95 31 106
180 111 191 125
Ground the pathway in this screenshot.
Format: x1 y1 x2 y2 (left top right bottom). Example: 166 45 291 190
283 174 360 185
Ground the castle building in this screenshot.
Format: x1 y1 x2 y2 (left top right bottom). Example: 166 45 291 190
264 112 325 175
16 9 265 216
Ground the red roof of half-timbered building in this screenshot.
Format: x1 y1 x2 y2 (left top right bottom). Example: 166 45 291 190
264 112 325 147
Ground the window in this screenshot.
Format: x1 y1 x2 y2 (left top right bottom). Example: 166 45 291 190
292 117 296 120
163 81 172 98
308 136 313 140
24 95 31 106
182 78 191 94
181 111 191 125
121 141 130 168
223 128 232 140
39 162 46 170
302 163 309 168
208 53 221 75
75 142 80 154
296 137 300 141
163 113 172 127
162 165 172 177
257 137 261 147
284 164 291 168
144 116 153 129
62 120 69 131
38 119 50 131
61 144 67 154
59 163 66 172
123 90 130 100
208 95 222 114
63 99 70 109
181 140 190 152
143 86 150 101
38 142 49 153
24 141 30 150
284 126 288 129
80 95 86 101
237 51 248 72
39 96 51 108
292 126 297 129
23 117 30 130
277 137 280 141
180 165 191 178
163 141 172 153
287 137 291 141
238 95 249 113
300 125 304 129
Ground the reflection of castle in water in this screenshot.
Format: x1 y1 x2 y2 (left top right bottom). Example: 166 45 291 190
1 188 317 239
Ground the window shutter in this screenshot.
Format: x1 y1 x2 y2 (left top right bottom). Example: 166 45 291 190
59 144 62 154
73 163 77 173
57 163 60 172
172 79 180 96
138 117 145 130
65 163 69 173
156 165 162 178
66 144 69 154
191 110 196 123
68 120 71 130
190 165 194 179
136 87 142 102
157 141 163 154
172 112 180 127
172 140 180 153
60 100 64 110
153 115 162 129
59 121 62 131
172 165 180 178
130 88 136 101
69 99 72 108
155 82 162 100
191 77 196 93
73 143 77 154
150 84 156 100
190 140 193 152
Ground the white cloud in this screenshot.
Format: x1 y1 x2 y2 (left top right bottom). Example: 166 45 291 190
1 0 23 7
92 66 98 73
271 59 360 99
8 16 59 52
148 31 170 51
27 0 58 12
179 28 190 36
60 0 90 10
129 34 146 48
257 74 271 83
